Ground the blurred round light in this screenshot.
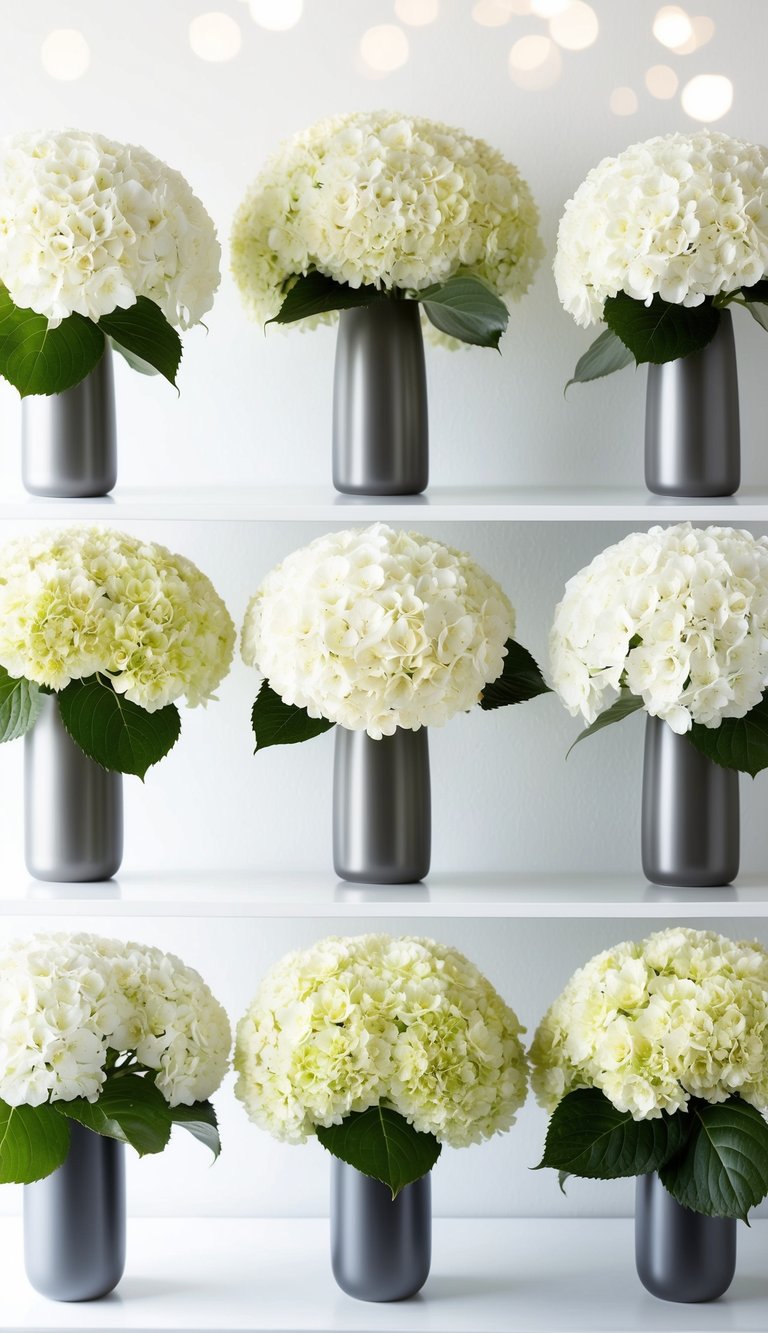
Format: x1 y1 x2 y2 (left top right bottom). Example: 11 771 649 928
504 0 533 11
189 12 242 60
472 1 512 26
40 28 90 80
669 12 715 52
395 0 439 23
249 0 303 29
531 0 571 14
645 63 678 98
653 5 693 48
508 34 562 88
681 73 733 121
609 86 639 115
549 1 598 50
360 24 409 71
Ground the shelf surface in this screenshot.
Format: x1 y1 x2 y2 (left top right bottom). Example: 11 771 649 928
1 1216 765 1332
6 871 768 917
2 485 768 523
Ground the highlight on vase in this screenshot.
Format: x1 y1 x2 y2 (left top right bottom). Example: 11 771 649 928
241 522 551 882
0 128 221 495
548 522 768 886
231 111 543 493
530 926 768 1303
0 931 231 1301
234 932 529 1302
557 131 768 496
0 525 235 880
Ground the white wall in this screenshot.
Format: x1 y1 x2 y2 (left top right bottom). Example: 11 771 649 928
1 912 767 1221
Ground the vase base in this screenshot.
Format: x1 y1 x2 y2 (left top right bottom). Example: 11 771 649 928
643 867 737 890
333 479 428 498
645 480 739 499
334 865 429 886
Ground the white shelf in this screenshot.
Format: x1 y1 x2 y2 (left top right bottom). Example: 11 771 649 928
1 1216 765 1331
2 485 768 523
5 871 768 917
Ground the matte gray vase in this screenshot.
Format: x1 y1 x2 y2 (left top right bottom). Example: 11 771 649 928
332 301 428 495
333 727 430 884
635 1173 736 1303
24 1123 126 1302
22 348 117 498
641 715 739 888
331 1159 431 1302
25 694 123 882
645 310 739 497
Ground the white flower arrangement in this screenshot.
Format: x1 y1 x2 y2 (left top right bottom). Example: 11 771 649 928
0 129 221 394
231 110 542 347
243 523 517 740
531 928 768 1219
0 526 235 775
556 131 768 383
235 933 528 1191
0 931 231 1182
549 523 768 758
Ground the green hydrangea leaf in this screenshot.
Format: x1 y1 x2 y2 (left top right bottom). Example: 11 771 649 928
57 675 181 779
566 327 635 391
480 639 551 710
0 287 105 396
0 1100 71 1184
659 1097 768 1221
54 1073 171 1157
536 1087 689 1180
269 271 385 326
251 680 334 751
687 693 768 777
420 274 509 349
317 1105 441 1198
100 296 182 385
169 1100 221 1160
0 664 43 742
566 690 645 757
603 292 720 365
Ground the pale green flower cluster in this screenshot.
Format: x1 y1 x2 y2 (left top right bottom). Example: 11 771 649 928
531 927 768 1121
242 523 515 739
231 110 543 328
556 130 768 327
0 526 235 712
0 932 231 1108
235 934 528 1148
0 129 220 327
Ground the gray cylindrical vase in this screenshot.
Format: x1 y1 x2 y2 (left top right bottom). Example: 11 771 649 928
332 301 428 496
22 347 117 498
635 1173 736 1303
641 715 739 888
333 727 430 884
25 694 123 882
331 1158 431 1302
24 1122 126 1302
645 310 739 497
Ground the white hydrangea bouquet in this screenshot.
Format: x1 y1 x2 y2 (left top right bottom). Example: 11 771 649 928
0 129 220 396
557 130 768 387
0 931 231 1183
235 933 528 1194
242 523 550 748
231 110 542 347
549 522 768 775
0 526 235 776
531 927 768 1220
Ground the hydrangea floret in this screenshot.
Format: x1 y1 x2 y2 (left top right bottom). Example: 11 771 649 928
231 110 543 349
532 927 768 1220
556 131 768 385
0 931 231 1183
243 523 550 751
548 522 768 775
0 128 221 395
235 933 528 1193
0 525 235 776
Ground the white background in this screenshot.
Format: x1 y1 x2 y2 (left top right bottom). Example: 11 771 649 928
0 0 767 1226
